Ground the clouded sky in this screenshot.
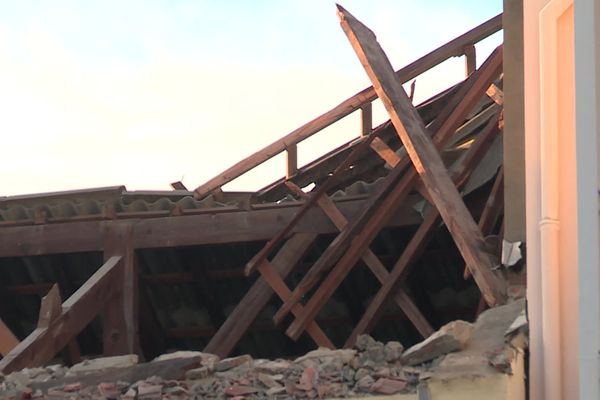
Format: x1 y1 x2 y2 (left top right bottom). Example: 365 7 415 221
0 1 502 196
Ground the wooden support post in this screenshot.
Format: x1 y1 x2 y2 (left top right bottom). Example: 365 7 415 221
0 318 18 357
204 233 317 357
464 44 477 76
361 103 373 136
0 257 123 373
273 45 504 331
103 223 138 356
284 181 434 338
337 6 505 306
193 14 502 199
286 144 298 179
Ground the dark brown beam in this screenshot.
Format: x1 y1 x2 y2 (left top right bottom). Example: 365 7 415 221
284 181 433 338
0 318 18 356
204 233 317 358
0 197 421 258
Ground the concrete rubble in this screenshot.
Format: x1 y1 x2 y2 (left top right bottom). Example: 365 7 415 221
0 300 526 399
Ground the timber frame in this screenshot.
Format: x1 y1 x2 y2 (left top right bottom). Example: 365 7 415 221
0 10 507 368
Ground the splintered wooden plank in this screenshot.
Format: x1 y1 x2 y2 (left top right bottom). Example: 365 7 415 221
257 261 334 348
336 6 505 306
0 257 123 373
275 44 504 334
0 318 18 357
204 233 317 358
284 181 433 338
103 223 138 356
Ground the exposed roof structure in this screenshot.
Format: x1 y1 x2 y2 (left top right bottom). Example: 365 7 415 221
0 11 508 393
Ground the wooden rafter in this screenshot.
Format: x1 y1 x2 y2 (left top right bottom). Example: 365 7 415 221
0 256 123 374
204 233 318 357
336 5 505 306
344 110 503 347
284 181 433 338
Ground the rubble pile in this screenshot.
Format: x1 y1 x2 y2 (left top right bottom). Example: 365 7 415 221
0 298 529 400
0 324 480 400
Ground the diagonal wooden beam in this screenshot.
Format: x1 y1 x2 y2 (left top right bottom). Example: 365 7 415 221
284 181 433 338
257 261 334 348
285 100 503 341
336 5 505 306
244 129 382 276
273 44 504 330
0 257 123 373
343 113 502 347
204 233 317 357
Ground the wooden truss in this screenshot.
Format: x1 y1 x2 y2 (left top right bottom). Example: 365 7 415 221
0 11 507 367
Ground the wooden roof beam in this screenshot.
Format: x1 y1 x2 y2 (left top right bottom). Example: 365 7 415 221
336 5 505 306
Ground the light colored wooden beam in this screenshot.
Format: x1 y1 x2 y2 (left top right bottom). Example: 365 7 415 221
285 144 298 179
464 44 477 76
336 5 505 306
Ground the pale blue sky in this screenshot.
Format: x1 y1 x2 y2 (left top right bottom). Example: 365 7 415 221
0 1 502 195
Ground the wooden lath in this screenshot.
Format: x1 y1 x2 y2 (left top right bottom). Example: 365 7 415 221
193 13 502 200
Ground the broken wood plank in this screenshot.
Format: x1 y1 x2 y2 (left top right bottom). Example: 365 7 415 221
274 44 504 330
284 181 433 338
486 83 504 105
204 233 317 357
170 181 188 191
370 137 400 168
0 257 123 373
0 318 18 357
193 14 502 199
337 5 505 306
103 223 138 356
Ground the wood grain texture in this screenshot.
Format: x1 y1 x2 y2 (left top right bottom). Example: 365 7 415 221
336 5 505 306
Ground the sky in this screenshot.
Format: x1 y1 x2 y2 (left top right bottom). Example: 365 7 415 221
0 1 502 196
